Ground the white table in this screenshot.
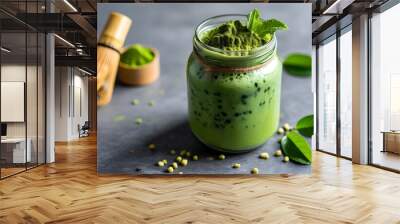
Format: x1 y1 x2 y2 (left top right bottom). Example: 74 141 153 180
1 138 31 163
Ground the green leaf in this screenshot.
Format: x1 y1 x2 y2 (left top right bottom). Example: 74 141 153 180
281 131 312 165
256 19 288 37
296 114 314 137
246 9 288 41
283 53 312 77
247 8 261 31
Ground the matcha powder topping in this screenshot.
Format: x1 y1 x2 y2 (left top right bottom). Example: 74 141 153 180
202 20 266 51
200 9 288 52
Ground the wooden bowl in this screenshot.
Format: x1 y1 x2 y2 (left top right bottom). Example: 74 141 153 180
118 47 160 86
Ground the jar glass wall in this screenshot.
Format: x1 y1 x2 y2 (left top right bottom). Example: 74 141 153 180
187 14 282 153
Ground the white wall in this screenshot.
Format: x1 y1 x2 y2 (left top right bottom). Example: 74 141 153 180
54 66 70 141
1 65 37 138
1 82 25 122
1 64 46 164
54 67 89 141
1 65 27 163
1 65 26 133
71 73 89 138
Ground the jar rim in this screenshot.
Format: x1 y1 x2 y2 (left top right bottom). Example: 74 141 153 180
194 14 276 57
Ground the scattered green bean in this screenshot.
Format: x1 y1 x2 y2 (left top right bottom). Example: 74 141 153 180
113 114 126 122
148 144 156 150
180 159 188 166
186 152 191 158
157 161 165 167
259 152 269 160
135 117 143 125
131 99 140 105
251 168 259 174
232 163 241 169
170 150 176 155
218 154 226 160
283 156 290 162
176 156 182 162
192 155 199 161
148 100 155 107
172 162 178 169
167 166 174 173
277 127 284 134
283 123 291 131
274 149 282 157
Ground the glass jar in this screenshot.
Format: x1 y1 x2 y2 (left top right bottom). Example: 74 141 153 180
187 14 282 153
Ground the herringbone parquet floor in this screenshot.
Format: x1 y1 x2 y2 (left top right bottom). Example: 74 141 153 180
1 134 400 224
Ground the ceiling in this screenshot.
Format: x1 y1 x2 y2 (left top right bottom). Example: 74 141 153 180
311 0 393 44
0 0 96 73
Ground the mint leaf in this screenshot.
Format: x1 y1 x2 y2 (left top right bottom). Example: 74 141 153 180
258 19 288 36
281 131 312 165
246 9 287 41
247 8 261 31
296 114 314 137
283 53 312 77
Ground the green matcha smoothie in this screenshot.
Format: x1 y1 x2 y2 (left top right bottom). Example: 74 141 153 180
187 10 286 153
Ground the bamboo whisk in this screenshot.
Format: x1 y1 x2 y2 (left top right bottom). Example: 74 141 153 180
97 12 132 106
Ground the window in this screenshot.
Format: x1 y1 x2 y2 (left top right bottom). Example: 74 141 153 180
339 28 352 158
317 35 337 154
0 1 46 179
370 3 400 171
316 27 353 159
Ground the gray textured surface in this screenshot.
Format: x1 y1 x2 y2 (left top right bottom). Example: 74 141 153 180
97 3 313 175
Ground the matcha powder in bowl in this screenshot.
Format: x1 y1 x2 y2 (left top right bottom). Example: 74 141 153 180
118 44 160 86
120 44 155 67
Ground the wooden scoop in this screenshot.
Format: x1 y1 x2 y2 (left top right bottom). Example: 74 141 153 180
97 12 132 106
